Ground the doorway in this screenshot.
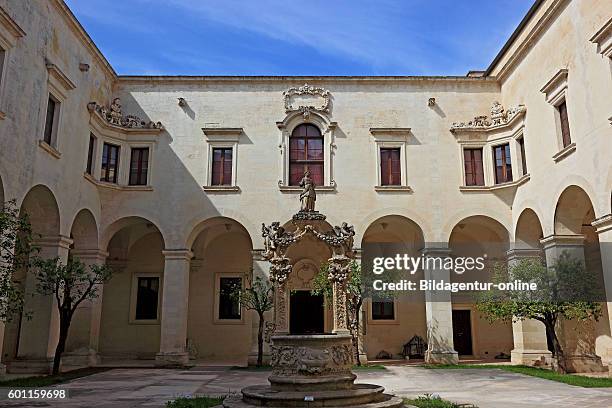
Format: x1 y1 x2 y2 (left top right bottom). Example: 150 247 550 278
290 290 324 334
452 309 473 355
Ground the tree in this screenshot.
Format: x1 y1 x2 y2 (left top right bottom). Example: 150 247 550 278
32 256 113 375
476 252 602 373
231 276 274 367
0 199 35 322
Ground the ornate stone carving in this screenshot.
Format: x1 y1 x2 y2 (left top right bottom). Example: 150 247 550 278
292 211 327 221
270 343 353 376
87 98 163 130
283 83 331 119
450 101 525 132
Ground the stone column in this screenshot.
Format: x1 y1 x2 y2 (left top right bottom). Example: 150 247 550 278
63 249 108 367
248 250 272 366
422 247 459 364
540 234 605 372
156 249 192 366
17 235 72 372
507 247 552 365
271 257 291 335
592 215 612 367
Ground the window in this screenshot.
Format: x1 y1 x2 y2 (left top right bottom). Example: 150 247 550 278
289 124 323 186
493 143 512 184
129 147 149 185
372 299 395 320
43 95 59 145
218 277 241 320
463 148 484 186
101 143 120 183
86 134 96 175
211 147 232 186
557 101 571 148
380 148 401 186
135 277 159 320
518 137 527 175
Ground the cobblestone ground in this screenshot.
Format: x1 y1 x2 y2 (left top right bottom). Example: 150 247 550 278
1 365 612 408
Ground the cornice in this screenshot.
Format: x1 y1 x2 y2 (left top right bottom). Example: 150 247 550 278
50 0 117 80
202 127 243 141
590 17 612 58
450 102 526 134
369 128 411 137
87 99 163 134
46 62 76 91
0 6 26 40
540 68 568 96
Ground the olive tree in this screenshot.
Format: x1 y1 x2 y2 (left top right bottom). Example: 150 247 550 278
32 257 113 375
477 253 601 373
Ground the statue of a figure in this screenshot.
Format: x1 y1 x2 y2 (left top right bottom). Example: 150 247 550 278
299 170 316 212
109 97 123 125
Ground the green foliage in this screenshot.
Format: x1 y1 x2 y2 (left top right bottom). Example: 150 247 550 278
0 199 36 322
0 367 107 387
423 364 612 388
166 396 224 408
33 257 113 312
235 276 274 315
476 254 602 324
476 253 602 373
404 394 468 408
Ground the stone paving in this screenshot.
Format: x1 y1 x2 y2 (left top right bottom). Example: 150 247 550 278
1 365 612 408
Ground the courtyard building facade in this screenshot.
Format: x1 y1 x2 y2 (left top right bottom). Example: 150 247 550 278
0 0 611 373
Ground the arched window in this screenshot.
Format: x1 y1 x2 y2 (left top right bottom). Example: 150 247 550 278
289 124 324 186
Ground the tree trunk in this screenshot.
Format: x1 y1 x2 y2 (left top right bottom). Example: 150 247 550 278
52 310 71 375
350 298 362 366
544 319 566 373
257 312 264 367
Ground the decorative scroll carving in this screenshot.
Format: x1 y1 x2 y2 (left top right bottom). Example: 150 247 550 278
450 101 525 132
283 83 331 119
270 343 353 376
87 98 163 130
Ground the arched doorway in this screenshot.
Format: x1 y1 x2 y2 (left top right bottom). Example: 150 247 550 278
449 215 512 359
99 217 165 361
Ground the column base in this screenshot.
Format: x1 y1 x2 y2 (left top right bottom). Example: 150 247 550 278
511 349 552 366
7 358 53 374
357 351 368 366
562 354 607 373
155 352 191 367
425 350 458 365
62 349 101 367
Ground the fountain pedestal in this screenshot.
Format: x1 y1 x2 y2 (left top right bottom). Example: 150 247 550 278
222 334 405 407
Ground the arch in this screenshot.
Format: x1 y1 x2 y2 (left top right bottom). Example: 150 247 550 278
549 176 602 220
101 216 166 252
19 184 60 237
442 208 513 243
278 110 332 133
361 214 426 250
448 215 510 261
184 210 256 250
357 208 433 245
515 208 544 249
554 185 595 235
189 216 253 252
70 209 99 250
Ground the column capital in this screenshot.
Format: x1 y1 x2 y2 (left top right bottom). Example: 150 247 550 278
540 234 585 249
592 214 612 234
71 248 109 261
32 235 73 249
162 249 193 260
506 248 542 260
420 246 451 257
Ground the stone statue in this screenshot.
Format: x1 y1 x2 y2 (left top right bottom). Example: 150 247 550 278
299 170 316 212
109 97 122 126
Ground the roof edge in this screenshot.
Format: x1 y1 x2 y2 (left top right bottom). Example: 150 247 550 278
484 0 545 76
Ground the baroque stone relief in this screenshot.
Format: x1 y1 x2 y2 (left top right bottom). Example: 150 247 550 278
283 83 331 119
450 101 525 132
270 344 353 376
87 98 163 130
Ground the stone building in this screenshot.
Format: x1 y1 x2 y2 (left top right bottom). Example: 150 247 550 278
0 0 610 373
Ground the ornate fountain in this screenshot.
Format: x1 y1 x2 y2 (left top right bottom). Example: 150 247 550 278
221 171 405 408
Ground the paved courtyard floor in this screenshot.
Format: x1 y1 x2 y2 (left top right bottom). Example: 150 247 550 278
1 365 612 408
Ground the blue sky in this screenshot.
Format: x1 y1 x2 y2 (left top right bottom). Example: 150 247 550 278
65 0 535 76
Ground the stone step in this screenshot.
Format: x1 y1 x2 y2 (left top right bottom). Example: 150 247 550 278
221 393 408 408
269 373 357 391
240 383 387 407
